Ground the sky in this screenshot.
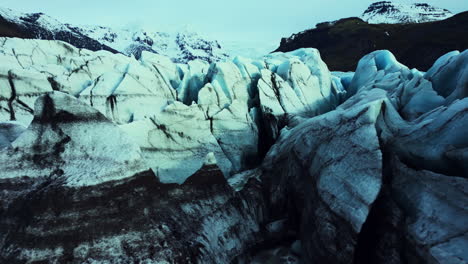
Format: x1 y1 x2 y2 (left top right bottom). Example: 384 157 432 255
1 0 467 47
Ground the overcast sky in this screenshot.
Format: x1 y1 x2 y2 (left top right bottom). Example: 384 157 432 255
2 0 467 44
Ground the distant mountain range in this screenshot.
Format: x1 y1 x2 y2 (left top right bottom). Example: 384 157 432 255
276 2 467 71
0 2 465 69
0 7 228 63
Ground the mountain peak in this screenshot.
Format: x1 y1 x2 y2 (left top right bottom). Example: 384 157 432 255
361 1 453 24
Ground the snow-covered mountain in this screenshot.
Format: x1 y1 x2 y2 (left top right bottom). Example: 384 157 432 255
0 7 115 53
0 6 228 63
275 2 465 71
361 1 453 24
75 25 229 63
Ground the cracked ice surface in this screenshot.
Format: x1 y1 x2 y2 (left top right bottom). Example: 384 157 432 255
0 38 342 182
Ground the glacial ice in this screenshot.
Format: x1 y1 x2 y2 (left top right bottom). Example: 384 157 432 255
424 50 468 104
211 100 259 172
0 36 467 264
139 51 182 89
379 97 468 176
176 59 209 104
120 101 232 184
262 88 387 263
0 92 149 186
347 50 406 96
260 48 468 263
0 121 26 149
1 38 466 183
392 157 468 263
0 38 346 188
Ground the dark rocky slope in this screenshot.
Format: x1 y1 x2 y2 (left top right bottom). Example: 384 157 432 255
275 12 468 71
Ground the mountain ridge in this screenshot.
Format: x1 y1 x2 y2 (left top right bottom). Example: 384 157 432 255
0 7 228 63
275 11 468 71
0 7 118 54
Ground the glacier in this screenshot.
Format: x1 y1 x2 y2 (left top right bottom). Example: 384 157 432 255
0 39 335 183
0 37 466 264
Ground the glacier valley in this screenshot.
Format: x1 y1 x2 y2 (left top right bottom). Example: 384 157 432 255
0 36 466 264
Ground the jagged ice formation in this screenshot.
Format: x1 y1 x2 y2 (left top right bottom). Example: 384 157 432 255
0 37 466 263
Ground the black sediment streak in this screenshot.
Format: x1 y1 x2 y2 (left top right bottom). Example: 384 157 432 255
47 76 61 91
270 73 287 113
149 117 177 142
32 94 72 168
39 94 56 123
16 99 34 113
7 71 17 121
107 95 117 113
208 116 214 134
